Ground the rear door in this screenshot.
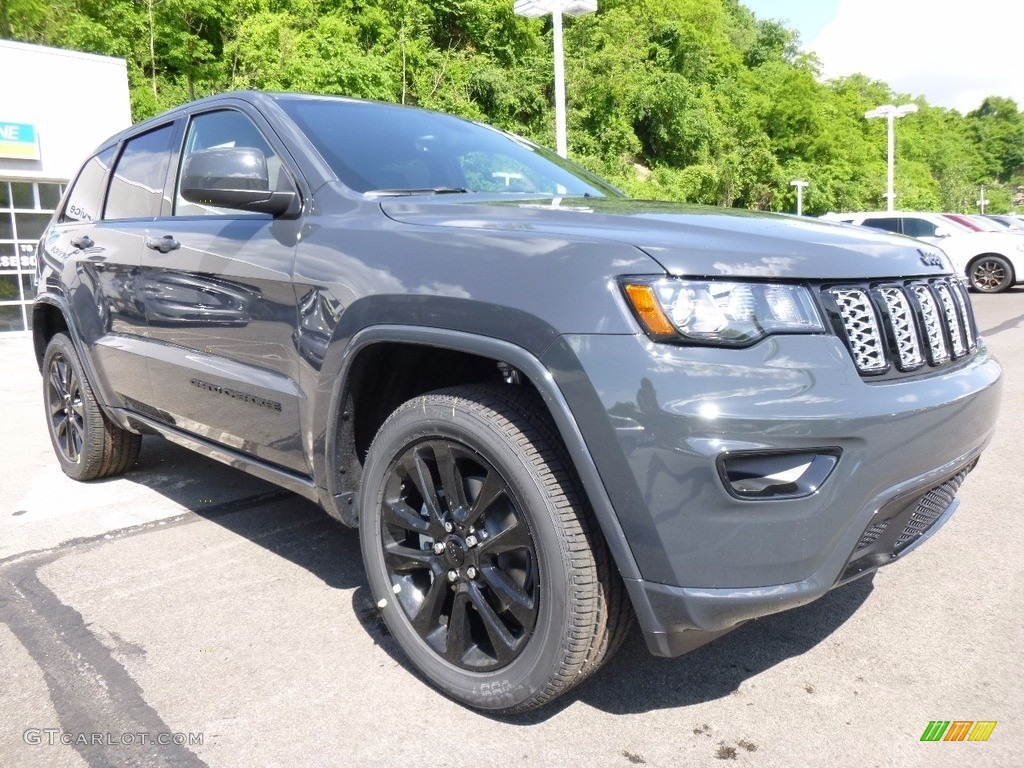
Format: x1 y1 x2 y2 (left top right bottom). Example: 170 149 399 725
41 122 178 409
137 106 307 474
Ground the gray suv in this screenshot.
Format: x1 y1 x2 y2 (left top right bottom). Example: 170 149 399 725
33 91 1002 712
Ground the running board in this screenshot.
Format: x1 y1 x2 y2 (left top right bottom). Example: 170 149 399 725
120 410 321 505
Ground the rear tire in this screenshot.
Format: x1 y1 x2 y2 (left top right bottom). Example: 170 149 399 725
359 384 630 712
42 333 141 481
968 255 1013 293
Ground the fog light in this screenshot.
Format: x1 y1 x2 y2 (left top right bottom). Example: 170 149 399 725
717 450 840 500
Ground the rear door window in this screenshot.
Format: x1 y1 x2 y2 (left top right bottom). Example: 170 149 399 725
901 217 939 238
860 217 901 234
60 147 117 224
104 125 176 220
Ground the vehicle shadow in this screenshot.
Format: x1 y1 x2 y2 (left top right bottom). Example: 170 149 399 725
124 435 875 721
349 575 875 722
557 574 874 719
122 435 367 593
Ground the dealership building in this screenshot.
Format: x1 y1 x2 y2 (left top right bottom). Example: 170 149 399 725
0 40 132 334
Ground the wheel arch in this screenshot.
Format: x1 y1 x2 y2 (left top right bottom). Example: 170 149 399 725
317 325 642 582
32 298 72 372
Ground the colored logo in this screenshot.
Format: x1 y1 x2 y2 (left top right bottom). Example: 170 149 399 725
920 721 997 742
0 122 41 160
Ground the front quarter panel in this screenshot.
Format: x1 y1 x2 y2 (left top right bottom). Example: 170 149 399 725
292 193 659 492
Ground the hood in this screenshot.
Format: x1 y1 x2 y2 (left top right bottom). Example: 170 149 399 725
380 197 954 280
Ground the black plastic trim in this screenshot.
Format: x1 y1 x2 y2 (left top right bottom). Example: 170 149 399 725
715 448 842 501
122 411 321 504
32 295 121 417
324 325 643 582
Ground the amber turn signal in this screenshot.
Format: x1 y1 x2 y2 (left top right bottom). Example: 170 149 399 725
623 283 676 337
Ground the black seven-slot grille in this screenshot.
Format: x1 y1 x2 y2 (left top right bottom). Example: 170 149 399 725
822 277 978 378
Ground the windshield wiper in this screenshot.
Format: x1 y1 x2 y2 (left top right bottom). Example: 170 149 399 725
365 187 470 197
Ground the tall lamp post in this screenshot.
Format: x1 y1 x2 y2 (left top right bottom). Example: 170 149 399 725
864 103 918 212
790 179 808 216
514 0 597 158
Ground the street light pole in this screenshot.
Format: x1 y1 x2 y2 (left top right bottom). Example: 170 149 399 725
551 10 567 158
514 0 598 158
864 103 917 212
790 179 808 216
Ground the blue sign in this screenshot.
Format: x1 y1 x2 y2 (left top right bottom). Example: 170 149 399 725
0 122 40 160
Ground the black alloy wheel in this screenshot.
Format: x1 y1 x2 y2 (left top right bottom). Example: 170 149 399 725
42 333 141 480
359 384 632 713
46 347 85 464
381 438 539 670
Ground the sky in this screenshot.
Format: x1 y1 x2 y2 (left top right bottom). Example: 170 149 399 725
741 0 1023 114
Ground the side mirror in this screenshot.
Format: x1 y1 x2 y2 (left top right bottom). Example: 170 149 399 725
180 147 296 216
932 227 952 238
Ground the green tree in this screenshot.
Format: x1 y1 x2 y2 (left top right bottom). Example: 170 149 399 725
968 97 1024 182
3 0 1021 214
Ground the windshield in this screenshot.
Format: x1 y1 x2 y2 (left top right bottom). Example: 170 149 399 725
275 96 619 198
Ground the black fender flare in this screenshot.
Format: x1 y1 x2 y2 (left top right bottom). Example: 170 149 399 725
32 295 120 415
316 324 642 582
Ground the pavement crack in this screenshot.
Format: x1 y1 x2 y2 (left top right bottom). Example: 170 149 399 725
0 489 294 568
0 563 209 767
0 488 293 767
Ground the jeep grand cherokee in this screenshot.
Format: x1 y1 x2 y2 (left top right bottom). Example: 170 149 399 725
33 91 1002 712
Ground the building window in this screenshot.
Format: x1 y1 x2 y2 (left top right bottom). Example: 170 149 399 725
0 179 64 332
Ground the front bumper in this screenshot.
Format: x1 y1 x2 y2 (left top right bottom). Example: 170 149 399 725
626 458 972 657
542 332 1001 656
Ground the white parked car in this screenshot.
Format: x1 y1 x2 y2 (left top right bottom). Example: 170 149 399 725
821 211 1024 292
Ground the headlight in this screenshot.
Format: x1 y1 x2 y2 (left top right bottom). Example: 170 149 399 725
621 278 825 346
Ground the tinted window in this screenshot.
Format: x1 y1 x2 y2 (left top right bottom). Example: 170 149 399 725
174 110 286 216
277 97 618 197
901 217 939 238
15 212 51 240
38 182 62 210
860 217 901 234
11 182 34 209
105 125 175 220
61 147 116 223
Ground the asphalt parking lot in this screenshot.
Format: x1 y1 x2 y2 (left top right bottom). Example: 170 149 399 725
1 293 1021 768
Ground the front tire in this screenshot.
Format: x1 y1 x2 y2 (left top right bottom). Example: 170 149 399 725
42 333 141 480
359 384 630 712
968 255 1013 293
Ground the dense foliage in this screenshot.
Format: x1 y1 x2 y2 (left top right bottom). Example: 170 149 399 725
4 0 1023 214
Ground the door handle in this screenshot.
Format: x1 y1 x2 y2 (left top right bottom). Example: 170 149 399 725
70 235 94 250
146 235 181 254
